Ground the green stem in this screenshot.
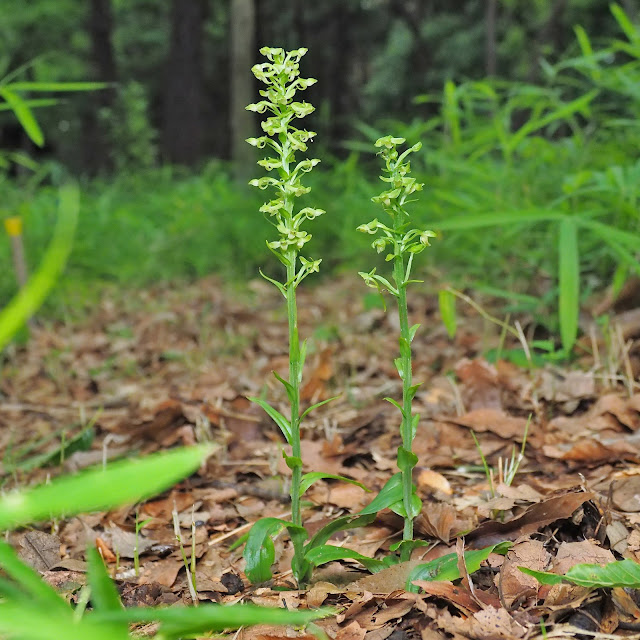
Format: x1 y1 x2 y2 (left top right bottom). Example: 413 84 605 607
286 254 302 525
285 250 306 584
393 251 415 560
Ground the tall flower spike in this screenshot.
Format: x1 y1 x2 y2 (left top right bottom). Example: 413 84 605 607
358 136 435 562
247 47 324 279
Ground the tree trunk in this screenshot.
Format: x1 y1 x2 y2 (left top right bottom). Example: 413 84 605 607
83 0 117 173
230 0 256 180
485 0 498 76
162 0 207 166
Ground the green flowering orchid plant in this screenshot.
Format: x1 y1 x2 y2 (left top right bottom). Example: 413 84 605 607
358 136 435 561
243 47 384 588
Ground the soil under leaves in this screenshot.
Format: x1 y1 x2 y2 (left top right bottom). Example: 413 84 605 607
1 274 640 640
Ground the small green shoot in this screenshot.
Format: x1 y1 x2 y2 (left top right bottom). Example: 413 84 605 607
133 509 153 578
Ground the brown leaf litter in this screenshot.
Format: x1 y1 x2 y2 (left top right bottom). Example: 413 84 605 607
1 273 640 638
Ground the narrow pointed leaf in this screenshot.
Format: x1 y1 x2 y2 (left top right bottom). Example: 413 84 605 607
8 81 110 92
243 518 290 583
520 558 640 589
407 383 422 401
558 217 579 353
305 545 387 572
299 472 368 497
300 394 339 420
407 541 512 591
0 183 78 351
0 87 44 146
258 268 287 297
0 541 68 613
96 603 332 635
384 396 405 417
248 397 292 444
0 445 214 531
306 513 376 551
272 371 296 407
360 473 403 515
86 547 122 612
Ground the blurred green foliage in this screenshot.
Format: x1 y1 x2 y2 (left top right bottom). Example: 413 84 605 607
0 3 638 349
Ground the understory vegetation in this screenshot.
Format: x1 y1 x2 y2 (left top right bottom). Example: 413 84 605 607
2 5 638 348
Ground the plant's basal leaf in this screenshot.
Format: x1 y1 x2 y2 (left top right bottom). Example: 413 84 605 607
244 518 306 584
0 445 214 531
389 493 422 519
390 539 430 554
360 473 403 515
86 547 122 613
408 541 512 591
305 545 387 573
558 217 579 353
248 397 292 444
299 472 368 497
243 518 287 583
521 558 640 588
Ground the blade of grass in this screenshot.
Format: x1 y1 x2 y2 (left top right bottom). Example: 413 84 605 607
558 216 580 353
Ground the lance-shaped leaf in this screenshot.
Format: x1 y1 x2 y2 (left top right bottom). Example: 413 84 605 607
305 545 387 573
249 397 292 444
298 472 368 497
407 541 512 591
0 445 214 531
360 473 403 515
520 558 640 589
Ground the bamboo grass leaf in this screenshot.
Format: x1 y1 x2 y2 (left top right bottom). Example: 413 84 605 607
558 217 580 353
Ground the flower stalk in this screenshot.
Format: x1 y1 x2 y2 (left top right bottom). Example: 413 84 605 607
358 136 435 561
245 47 323 582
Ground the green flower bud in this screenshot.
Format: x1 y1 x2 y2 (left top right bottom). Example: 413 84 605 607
372 238 387 253
258 157 282 171
299 207 325 220
357 219 380 234
246 101 272 113
246 137 268 148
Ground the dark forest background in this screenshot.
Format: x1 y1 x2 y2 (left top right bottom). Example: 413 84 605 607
2 0 634 173
1 0 638 348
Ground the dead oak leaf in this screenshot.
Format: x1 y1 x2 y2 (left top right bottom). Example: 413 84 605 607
444 409 530 441
500 539 549 608
466 491 595 548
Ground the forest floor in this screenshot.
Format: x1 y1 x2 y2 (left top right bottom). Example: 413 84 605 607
1 274 640 640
